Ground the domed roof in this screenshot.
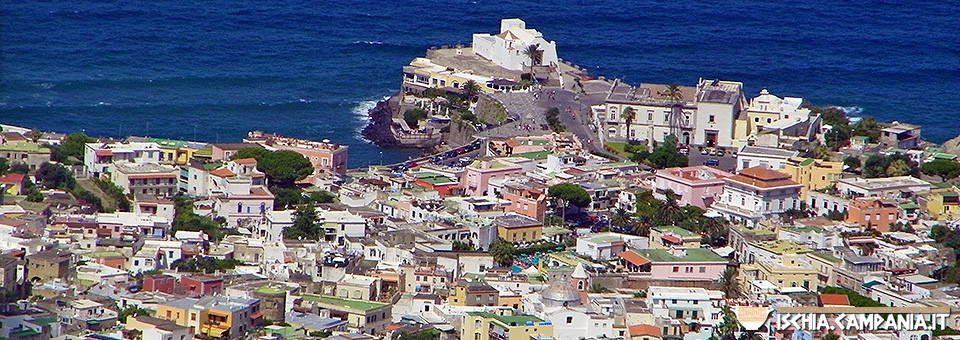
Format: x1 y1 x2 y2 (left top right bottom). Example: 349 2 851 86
541 279 581 304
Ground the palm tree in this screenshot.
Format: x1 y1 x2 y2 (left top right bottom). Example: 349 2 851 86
463 80 481 101
712 305 741 340
655 190 682 226
660 83 685 139
522 44 543 79
611 208 632 229
718 267 743 298
632 215 653 236
29 128 43 143
622 107 636 141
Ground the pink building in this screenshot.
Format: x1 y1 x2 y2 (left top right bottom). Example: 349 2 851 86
244 131 349 175
618 247 727 281
462 159 524 196
653 166 732 209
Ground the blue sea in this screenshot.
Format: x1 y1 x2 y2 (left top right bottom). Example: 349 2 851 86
2 0 958 167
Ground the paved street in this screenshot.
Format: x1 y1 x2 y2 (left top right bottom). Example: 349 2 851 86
484 80 623 159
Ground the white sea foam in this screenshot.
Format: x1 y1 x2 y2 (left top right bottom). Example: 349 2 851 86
353 40 384 45
352 96 390 140
831 106 863 116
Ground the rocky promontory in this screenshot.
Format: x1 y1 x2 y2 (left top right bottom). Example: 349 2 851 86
361 94 401 147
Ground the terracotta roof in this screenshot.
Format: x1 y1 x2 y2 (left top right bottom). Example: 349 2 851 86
738 166 792 180
618 250 651 266
0 173 25 183
233 158 257 164
249 186 273 197
95 149 113 156
628 324 661 337
726 166 799 189
819 294 850 306
661 235 682 244
209 168 235 177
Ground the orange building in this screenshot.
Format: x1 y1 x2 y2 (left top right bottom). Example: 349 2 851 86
846 198 899 232
500 182 548 222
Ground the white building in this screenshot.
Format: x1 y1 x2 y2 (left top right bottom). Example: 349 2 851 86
835 176 931 199
575 232 645 261
711 166 802 227
112 162 180 197
472 18 558 72
318 209 367 245
647 286 724 340
603 79 745 148
736 145 799 170
84 141 162 178
208 159 274 226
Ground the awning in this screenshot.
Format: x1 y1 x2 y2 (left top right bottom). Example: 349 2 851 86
661 235 682 244
618 251 650 266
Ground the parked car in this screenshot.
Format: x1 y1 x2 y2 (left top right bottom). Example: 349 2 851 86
703 158 720 166
717 149 725 156
701 148 710 155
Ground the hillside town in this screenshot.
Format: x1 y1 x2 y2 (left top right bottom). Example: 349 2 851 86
1 18 959 340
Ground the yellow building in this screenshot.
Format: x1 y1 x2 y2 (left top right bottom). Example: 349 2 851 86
448 280 499 307
755 253 818 292
782 157 843 199
149 138 206 165
155 296 260 339
461 310 553 340
918 186 960 220
402 57 500 94
494 214 543 244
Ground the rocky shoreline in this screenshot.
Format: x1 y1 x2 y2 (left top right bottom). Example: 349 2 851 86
360 94 401 148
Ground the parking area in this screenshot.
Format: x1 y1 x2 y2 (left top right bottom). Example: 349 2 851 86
687 148 738 173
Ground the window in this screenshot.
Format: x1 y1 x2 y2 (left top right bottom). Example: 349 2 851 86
191 313 197 321
708 115 715 123
671 299 677 304
699 267 706 273
693 300 698 305
566 316 573 324
676 310 683 318
685 267 693 273
673 266 679 272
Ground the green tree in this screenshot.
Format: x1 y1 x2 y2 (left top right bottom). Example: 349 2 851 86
611 208 633 229
259 150 314 186
717 268 742 298
885 159 911 177
463 80 481 100
231 147 270 160
0 158 8 175
403 108 429 128
271 186 304 210
53 132 95 164
646 135 688 169
588 282 611 293
824 127 850 150
842 156 861 171
489 237 516 267
308 190 337 204
10 162 30 174
283 205 322 240
452 240 475 251
29 128 43 143
921 159 960 181
622 107 636 140
851 117 883 143
35 163 76 190
548 183 591 211
711 305 740 340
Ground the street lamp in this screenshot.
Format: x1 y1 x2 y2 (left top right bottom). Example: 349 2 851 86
379 151 383 166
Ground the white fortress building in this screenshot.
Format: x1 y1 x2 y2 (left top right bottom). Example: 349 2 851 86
472 18 559 71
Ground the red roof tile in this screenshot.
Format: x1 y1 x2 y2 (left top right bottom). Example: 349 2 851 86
819 294 850 306
209 168 235 177
95 150 113 156
661 235 682 244
628 324 661 337
0 173 25 183
618 251 650 266
233 158 258 164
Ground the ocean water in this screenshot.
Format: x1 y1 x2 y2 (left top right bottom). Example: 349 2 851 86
2 0 958 167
